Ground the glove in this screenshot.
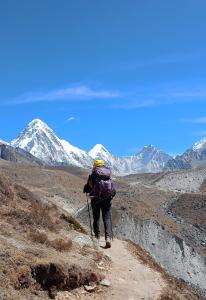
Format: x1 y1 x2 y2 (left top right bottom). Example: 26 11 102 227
83 184 88 193
83 183 92 194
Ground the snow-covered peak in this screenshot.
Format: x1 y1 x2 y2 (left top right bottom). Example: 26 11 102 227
89 144 110 158
140 144 157 152
27 118 53 132
11 118 58 150
192 136 206 151
136 145 159 157
11 119 92 168
0 139 8 145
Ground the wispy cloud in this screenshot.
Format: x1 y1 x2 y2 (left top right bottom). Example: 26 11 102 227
110 86 206 110
112 99 155 109
67 117 75 122
181 116 206 124
8 85 120 105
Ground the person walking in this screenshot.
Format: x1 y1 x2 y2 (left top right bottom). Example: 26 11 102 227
83 160 116 248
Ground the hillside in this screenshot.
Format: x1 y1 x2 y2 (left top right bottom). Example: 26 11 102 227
0 161 204 299
0 171 104 299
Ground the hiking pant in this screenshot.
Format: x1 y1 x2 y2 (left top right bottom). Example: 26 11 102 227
91 198 112 240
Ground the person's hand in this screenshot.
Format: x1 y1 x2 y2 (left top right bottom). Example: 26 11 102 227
83 184 87 193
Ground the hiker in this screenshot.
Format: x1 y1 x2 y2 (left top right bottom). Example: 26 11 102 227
83 160 116 248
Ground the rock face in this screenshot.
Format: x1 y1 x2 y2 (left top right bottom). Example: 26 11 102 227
114 212 206 296
165 136 206 171
0 143 43 165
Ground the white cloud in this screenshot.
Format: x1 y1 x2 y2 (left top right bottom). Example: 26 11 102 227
9 85 120 104
67 117 75 122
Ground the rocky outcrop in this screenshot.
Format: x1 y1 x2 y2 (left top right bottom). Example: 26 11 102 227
0 143 43 165
32 263 102 298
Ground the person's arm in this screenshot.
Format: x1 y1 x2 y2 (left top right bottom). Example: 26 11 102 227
83 175 93 193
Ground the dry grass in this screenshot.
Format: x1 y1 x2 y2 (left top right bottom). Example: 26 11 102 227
0 172 14 201
158 286 201 300
48 238 73 252
27 228 48 244
61 213 87 234
6 200 59 232
28 229 73 252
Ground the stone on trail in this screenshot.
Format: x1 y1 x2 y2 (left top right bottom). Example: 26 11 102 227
100 278 111 287
84 284 97 292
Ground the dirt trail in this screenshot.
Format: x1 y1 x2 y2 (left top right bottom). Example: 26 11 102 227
102 239 166 300
56 238 166 300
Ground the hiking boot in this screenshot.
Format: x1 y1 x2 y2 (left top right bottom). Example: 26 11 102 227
105 238 111 248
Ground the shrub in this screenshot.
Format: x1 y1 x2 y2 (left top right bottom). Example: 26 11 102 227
61 214 87 234
48 238 72 252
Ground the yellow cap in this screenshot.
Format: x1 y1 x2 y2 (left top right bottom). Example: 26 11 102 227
93 159 105 168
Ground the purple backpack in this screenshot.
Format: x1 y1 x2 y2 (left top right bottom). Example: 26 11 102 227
92 166 116 200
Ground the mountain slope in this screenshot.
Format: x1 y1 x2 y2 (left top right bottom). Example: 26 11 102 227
133 145 172 173
0 139 8 145
0 143 43 165
165 136 206 171
11 119 92 168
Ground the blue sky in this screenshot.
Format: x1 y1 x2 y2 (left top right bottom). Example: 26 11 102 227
1 0 206 156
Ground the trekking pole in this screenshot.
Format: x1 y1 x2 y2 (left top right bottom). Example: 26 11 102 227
86 194 93 238
110 208 114 241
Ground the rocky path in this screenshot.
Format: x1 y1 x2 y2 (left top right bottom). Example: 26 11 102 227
56 238 166 300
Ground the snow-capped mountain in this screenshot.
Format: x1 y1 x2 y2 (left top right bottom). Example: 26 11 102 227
11 119 172 175
192 136 206 151
89 144 119 170
165 136 206 171
0 139 8 145
132 145 172 173
89 144 171 174
11 119 92 168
